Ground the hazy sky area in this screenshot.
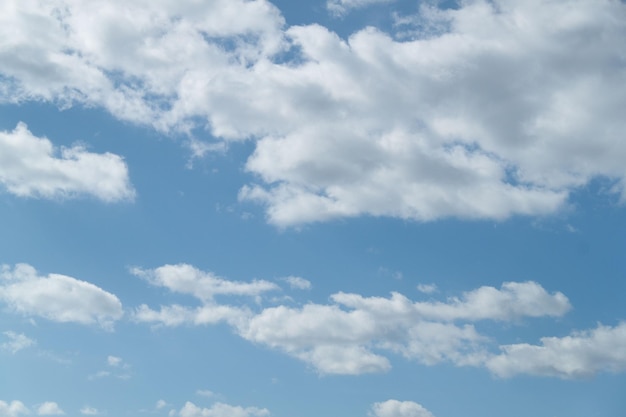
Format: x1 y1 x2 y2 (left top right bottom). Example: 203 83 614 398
1 0 626 416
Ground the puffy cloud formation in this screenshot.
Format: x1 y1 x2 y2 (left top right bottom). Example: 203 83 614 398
133 264 577 375
1 331 35 354
0 123 134 202
1 0 625 226
37 402 65 416
0 264 123 330
370 400 434 417
178 402 269 417
487 322 626 379
0 401 29 417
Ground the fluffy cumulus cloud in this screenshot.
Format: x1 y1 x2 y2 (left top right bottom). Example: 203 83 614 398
37 402 65 416
370 400 434 417
487 322 626 379
0 123 134 202
178 402 269 417
282 276 311 290
0 264 123 330
132 265 578 375
1 331 35 354
1 0 624 226
0 401 29 417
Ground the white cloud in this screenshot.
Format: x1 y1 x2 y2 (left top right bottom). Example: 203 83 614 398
327 0 395 16
133 268 573 375
416 284 437 294
2 0 625 226
282 276 311 290
487 322 626 379
332 281 571 322
36 402 64 416
0 264 123 330
0 123 134 202
80 407 101 416
0 401 29 417
196 391 215 398
370 400 434 417
156 400 168 410
131 264 279 302
178 402 269 417
1 331 35 354
106 356 123 367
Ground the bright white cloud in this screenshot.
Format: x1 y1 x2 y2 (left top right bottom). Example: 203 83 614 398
1 0 625 226
131 264 279 302
0 264 123 330
282 276 312 290
178 402 269 417
0 123 134 202
487 322 626 379
370 400 434 417
156 400 168 410
37 402 64 416
0 401 29 417
1 331 35 354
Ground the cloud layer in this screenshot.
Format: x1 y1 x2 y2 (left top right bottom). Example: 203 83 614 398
0 123 134 202
1 0 625 225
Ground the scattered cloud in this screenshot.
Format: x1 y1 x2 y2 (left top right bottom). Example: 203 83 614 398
90 356 131 380
1 331 35 354
131 264 279 302
196 391 215 398
0 264 123 330
282 276 312 290
327 0 395 16
132 264 576 375
156 400 168 410
370 400 434 417
107 356 123 367
80 407 101 416
178 402 269 417
416 284 437 294
487 322 626 379
0 123 134 202
37 402 65 416
0 401 29 417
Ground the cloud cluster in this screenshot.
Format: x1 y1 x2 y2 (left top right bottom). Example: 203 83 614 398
178 402 269 417
0 401 65 417
0 123 134 202
0 264 123 330
132 263 623 378
1 0 625 225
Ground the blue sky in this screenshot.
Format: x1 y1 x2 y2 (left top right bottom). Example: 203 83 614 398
1 0 626 416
